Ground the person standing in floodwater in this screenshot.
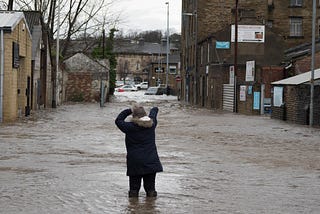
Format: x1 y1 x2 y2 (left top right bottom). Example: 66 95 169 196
115 103 163 198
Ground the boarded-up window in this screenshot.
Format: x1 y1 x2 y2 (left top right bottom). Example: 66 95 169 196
12 42 19 68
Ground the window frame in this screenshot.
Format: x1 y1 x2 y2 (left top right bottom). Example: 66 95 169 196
290 0 303 7
289 17 303 37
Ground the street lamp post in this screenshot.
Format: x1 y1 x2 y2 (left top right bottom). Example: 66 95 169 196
310 0 316 126
234 0 238 113
165 2 169 93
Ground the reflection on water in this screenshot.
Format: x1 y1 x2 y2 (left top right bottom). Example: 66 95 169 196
0 93 320 213
126 197 158 214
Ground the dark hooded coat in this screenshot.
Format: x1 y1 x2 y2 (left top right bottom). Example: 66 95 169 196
115 107 163 176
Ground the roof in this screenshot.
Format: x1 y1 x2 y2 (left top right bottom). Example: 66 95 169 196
0 11 24 31
284 38 320 60
113 39 177 55
23 11 41 33
272 68 320 85
152 52 180 64
63 53 109 72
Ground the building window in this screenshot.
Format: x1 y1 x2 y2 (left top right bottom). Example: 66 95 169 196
290 17 303 37
169 65 177 74
207 43 210 63
136 62 140 70
290 0 302 7
12 42 20 68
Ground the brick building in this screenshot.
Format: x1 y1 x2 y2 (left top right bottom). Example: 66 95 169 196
113 39 179 88
149 53 181 95
181 0 320 114
0 11 32 122
272 69 320 126
63 53 109 103
114 39 167 83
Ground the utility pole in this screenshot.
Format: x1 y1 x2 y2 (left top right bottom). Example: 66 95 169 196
310 0 316 126
165 2 169 94
234 0 239 113
53 0 60 108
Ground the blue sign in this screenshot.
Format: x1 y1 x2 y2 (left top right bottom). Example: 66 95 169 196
216 41 230 49
253 92 260 110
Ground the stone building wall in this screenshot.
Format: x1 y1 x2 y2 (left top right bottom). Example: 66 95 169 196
3 17 32 122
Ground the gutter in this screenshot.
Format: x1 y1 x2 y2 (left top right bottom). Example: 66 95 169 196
0 29 3 122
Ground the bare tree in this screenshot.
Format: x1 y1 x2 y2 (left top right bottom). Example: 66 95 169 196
8 0 119 59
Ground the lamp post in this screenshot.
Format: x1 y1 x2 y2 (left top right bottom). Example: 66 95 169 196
310 0 316 126
234 0 238 113
165 2 169 93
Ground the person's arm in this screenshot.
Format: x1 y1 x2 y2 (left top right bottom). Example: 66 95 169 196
149 107 159 127
115 108 132 133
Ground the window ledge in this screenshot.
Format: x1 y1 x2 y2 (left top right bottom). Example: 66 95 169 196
287 36 304 39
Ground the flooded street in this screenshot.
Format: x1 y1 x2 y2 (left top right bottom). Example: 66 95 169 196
1 91 320 214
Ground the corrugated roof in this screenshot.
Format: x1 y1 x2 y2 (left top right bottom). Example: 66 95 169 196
24 11 41 33
0 11 25 31
272 68 320 85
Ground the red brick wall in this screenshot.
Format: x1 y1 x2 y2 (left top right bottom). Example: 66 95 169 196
261 66 285 98
66 72 99 102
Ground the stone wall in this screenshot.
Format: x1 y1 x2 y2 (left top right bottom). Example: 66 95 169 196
196 0 318 48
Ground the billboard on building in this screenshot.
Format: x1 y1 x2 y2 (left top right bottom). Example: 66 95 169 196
231 25 265 43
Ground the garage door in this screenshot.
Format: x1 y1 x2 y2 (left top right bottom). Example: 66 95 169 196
223 84 234 112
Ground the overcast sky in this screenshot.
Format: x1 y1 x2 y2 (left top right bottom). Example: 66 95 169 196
113 0 181 34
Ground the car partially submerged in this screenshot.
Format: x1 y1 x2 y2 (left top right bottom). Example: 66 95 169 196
144 86 166 95
135 82 148 90
116 84 138 92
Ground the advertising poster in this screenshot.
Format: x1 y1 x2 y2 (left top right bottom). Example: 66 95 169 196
240 85 246 101
273 86 283 107
216 41 230 49
253 92 260 110
229 66 234 85
246 61 255 82
231 25 265 43
248 86 253 95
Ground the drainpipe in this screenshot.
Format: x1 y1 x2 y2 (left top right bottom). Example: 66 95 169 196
0 29 4 123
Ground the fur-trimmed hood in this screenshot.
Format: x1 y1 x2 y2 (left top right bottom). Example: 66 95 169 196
131 116 153 128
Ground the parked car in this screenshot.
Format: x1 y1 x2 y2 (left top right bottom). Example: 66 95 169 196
116 80 124 87
144 86 166 95
116 84 138 92
135 82 149 90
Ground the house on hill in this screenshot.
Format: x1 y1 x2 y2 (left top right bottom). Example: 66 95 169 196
113 38 179 84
